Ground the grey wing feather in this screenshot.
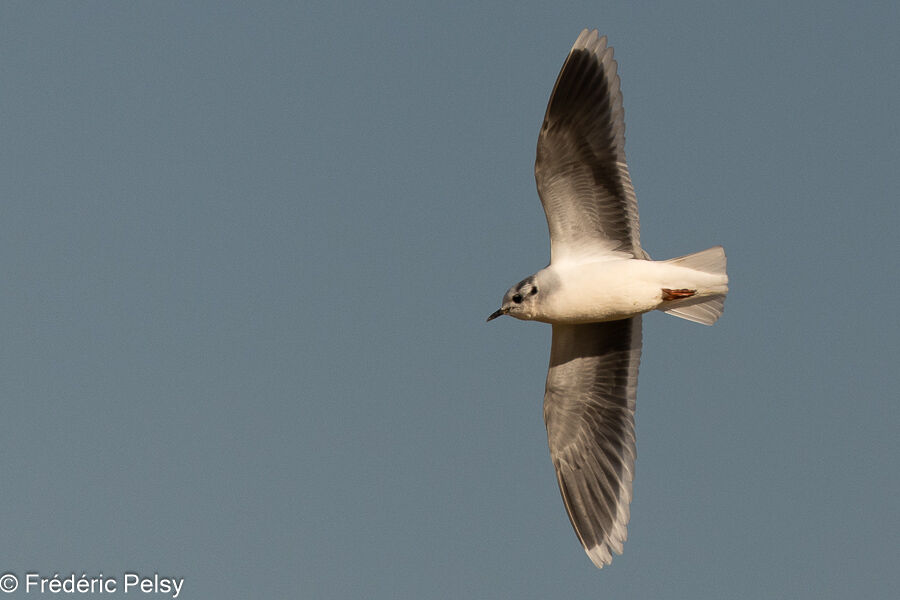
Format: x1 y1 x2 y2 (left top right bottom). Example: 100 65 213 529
543 317 642 568
535 29 647 263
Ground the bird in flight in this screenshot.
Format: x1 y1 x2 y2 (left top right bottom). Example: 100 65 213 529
487 29 729 568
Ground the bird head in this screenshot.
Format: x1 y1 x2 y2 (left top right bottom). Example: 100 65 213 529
487 275 541 322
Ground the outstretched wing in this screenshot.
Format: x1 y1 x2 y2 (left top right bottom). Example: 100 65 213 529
535 29 647 263
543 317 642 568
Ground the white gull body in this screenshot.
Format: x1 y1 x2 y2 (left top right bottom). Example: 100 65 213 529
487 29 729 568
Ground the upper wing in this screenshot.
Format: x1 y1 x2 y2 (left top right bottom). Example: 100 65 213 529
535 30 647 263
543 317 642 568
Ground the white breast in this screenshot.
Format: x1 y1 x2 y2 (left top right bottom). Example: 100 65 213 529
534 260 653 323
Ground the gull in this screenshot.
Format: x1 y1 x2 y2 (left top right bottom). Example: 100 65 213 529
487 29 729 568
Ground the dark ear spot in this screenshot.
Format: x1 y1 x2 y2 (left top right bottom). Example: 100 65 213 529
531 286 538 295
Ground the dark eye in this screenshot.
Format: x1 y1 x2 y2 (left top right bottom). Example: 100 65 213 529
512 293 523 304
530 287 538 295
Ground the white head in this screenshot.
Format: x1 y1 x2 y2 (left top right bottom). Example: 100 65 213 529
487 272 546 322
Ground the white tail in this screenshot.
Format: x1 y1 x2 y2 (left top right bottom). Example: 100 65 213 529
661 246 728 326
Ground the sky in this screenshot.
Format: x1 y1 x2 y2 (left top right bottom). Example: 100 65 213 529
0 1 898 598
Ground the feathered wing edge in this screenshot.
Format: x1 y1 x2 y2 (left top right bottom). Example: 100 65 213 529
535 29 648 262
543 317 641 567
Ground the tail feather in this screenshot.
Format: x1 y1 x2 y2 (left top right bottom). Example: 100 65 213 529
661 246 728 326
664 245 726 274
663 293 726 325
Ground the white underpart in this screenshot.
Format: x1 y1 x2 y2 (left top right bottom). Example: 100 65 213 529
533 251 728 324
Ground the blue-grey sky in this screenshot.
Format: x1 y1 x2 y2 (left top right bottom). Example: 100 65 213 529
1 2 898 598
